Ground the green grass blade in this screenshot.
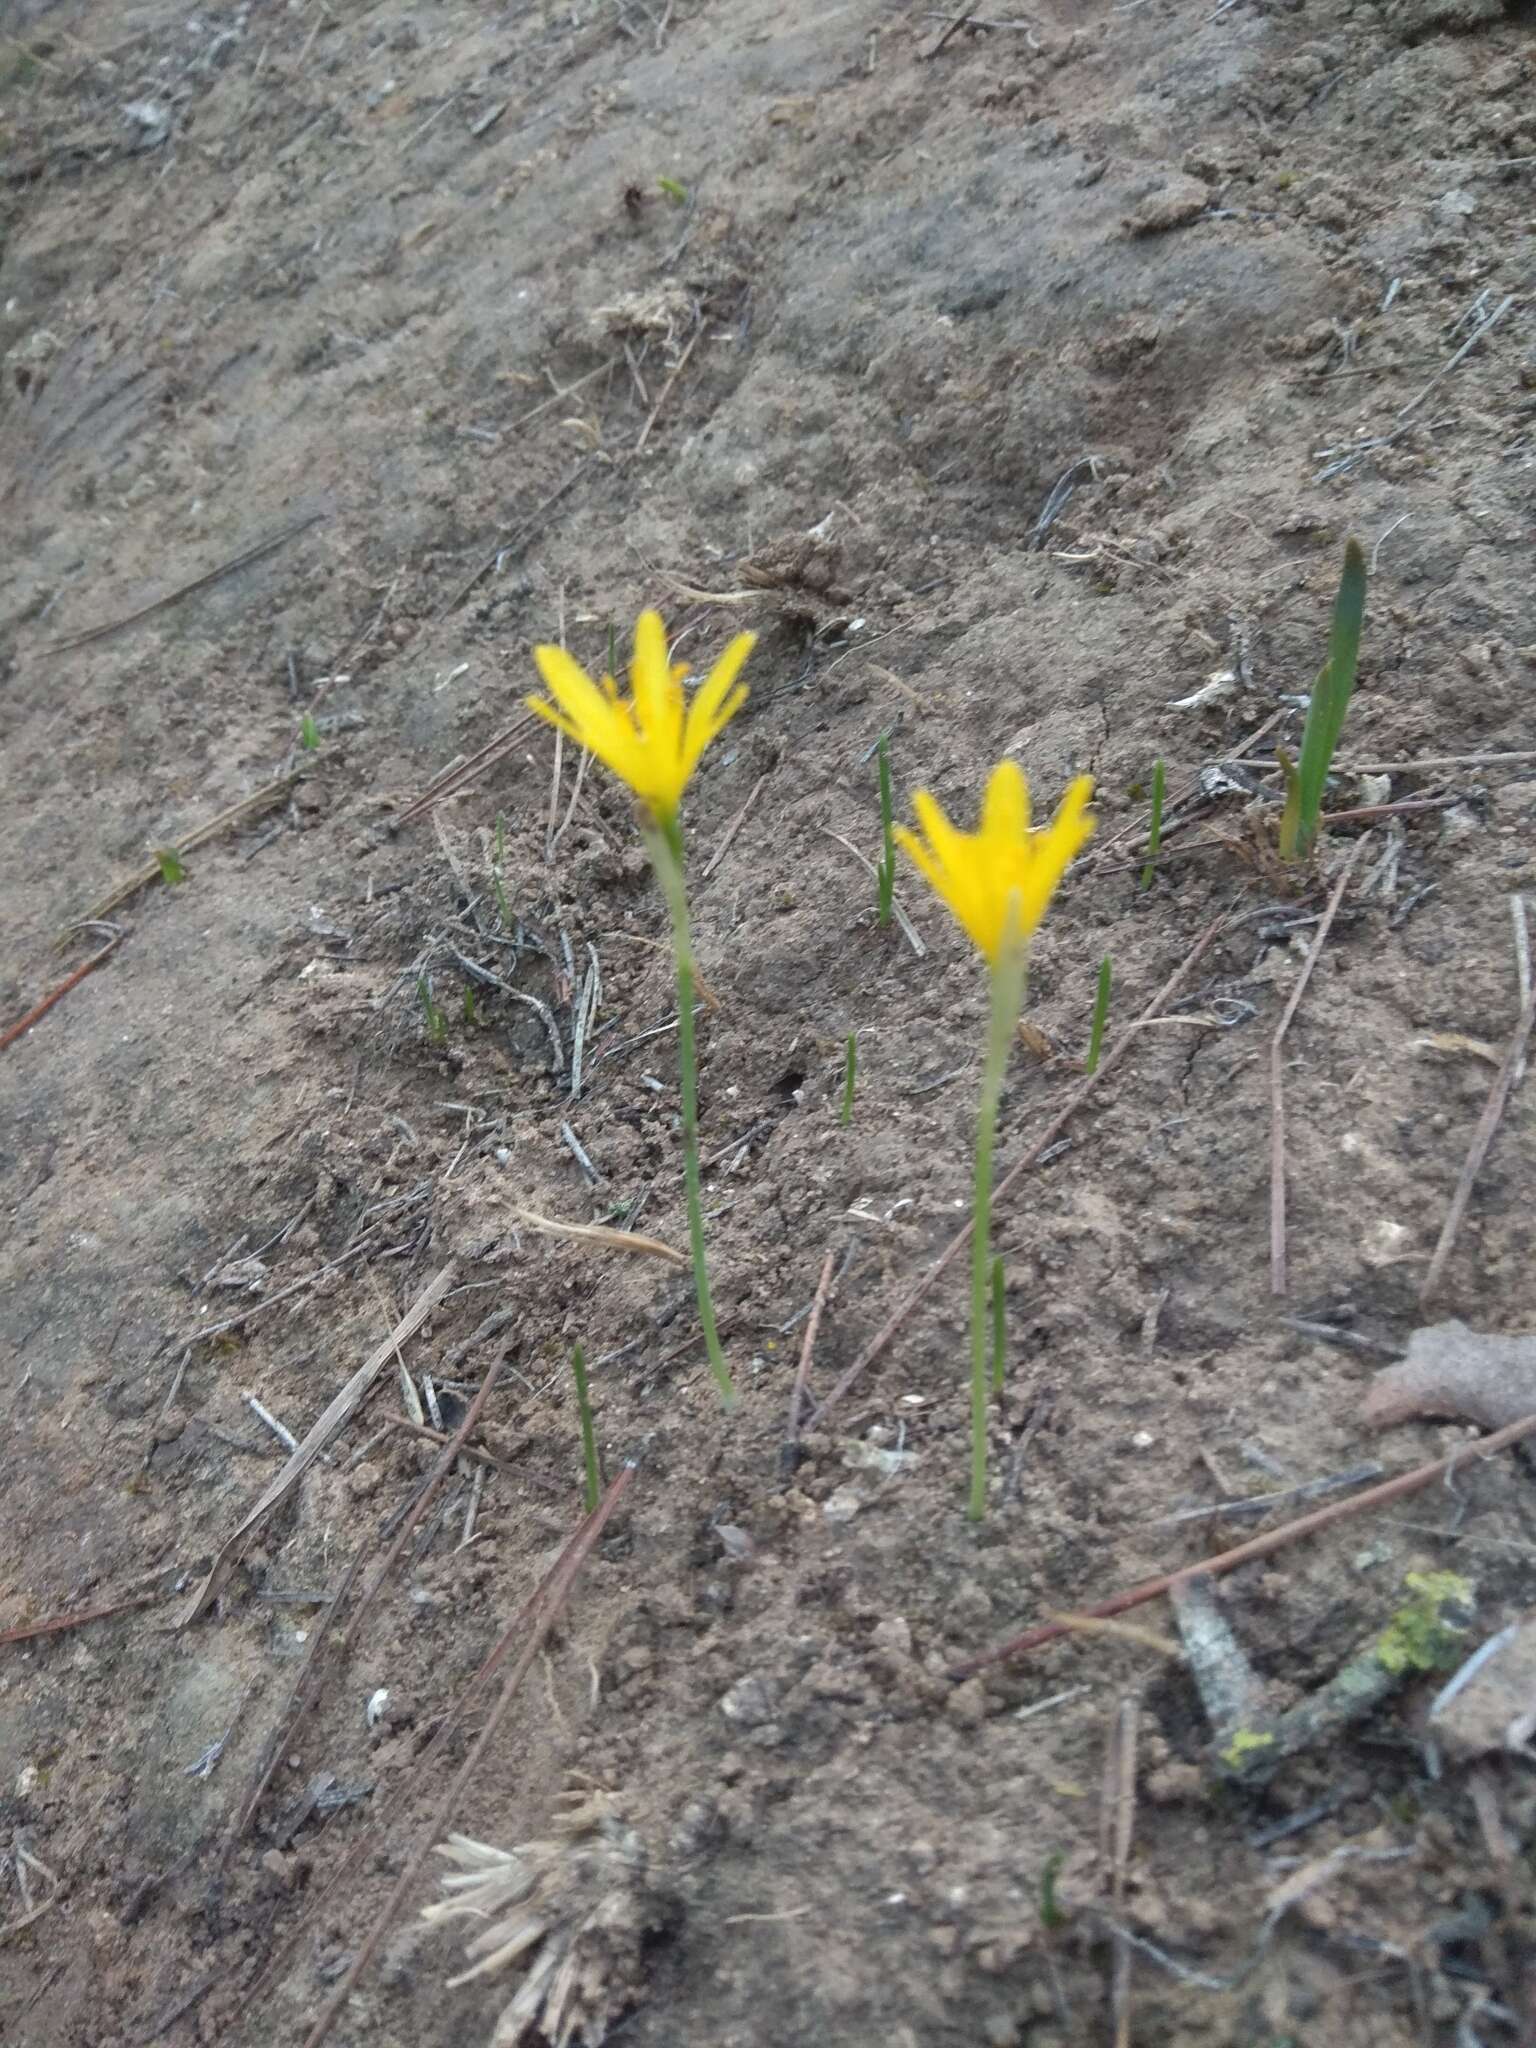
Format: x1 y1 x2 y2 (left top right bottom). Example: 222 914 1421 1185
1139 758 1165 891
876 738 895 926
841 1031 857 1126
989 1254 1006 1394
1294 539 1366 857
1086 955 1111 1075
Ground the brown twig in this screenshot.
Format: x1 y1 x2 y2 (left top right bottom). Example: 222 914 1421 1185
1270 837 1368 1295
297 1465 635 2048
785 1250 837 1460
0 933 120 1053
0 1591 161 1647
60 775 300 937
949 1407 1536 1678
702 770 770 881
340 1354 505 1651
807 913 1229 1428
394 713 536 826
635 322 703 453
177 1263 456 1625
1103 1698 1139 2048
38 511 324 654
925 8 976 56
377 1412 507 1475
1420 977 1536 1303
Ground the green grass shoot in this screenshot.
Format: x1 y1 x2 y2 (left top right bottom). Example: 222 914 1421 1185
570 1342 600 1512
155 847 187 885
876 737 895 926
417 974 447 1046
989 1254 1006 1394
1139 757 1165 890
462 985 477 1027
1038 1850 1067 1931
491 812 511 926
1086 955 1111 1075
1278 538 1367 861
299 712 320 753
657 176 688 204
841 1032 857 1125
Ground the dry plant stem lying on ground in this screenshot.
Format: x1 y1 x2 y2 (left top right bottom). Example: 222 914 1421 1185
949 1408 1536 1678
808 911 1227 1428
178 1261 456 1624
785 1248 838 1456
1420 976 1536 1303
297 1465 635 2048
0 931 120 1053
1270 836 1369 1295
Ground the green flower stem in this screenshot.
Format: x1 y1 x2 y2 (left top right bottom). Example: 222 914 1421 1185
646 821 736 1409
969 937 1027 1520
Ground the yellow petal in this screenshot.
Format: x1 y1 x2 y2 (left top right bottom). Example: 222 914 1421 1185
981 759 1030 845
680 632 754 784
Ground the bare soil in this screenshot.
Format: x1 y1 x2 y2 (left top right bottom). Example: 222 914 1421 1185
3 0 1536 2043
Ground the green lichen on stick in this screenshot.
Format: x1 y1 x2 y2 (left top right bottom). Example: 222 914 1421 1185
1375 1571 1475 1675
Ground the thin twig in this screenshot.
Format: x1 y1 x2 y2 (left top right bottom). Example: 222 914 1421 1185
340 1355 506 1651
38 511 324 653
809 914 1228 1427
0 933 121 1053
1270 839 1368 1295
635 323 703 452
949 1408 1536 1677
297 1466 635 2048
703 771 769 881
61 776 299 935
0 1592 162 1646
436 461 591 618
1397 293 1514 419
785 1250 837 1460
1420 976 1536 1302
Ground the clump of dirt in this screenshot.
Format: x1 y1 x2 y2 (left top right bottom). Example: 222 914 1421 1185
3 0 1536 2044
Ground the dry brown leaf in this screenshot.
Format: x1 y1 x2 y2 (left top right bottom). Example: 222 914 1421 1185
515 1208 687 1268
1360 1320 1536 1431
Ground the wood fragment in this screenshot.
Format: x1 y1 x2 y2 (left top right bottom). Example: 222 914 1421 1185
177 1262 456 1625
0 1590 163 1646
1421 979 1536 1302
949 1407 1536 1678
1103 1697 1139 2048
809 913 1227 1428
1270 837 1368 1296
1362 1320 1536 1430
0 932 120 1053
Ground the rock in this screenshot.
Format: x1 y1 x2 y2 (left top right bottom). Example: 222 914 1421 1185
1123 176 1211 236
1428 1611 1536 1758
718 1674 780 1727
1391 0 1504 37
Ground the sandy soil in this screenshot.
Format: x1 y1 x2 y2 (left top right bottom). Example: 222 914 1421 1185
3 0 1536 2042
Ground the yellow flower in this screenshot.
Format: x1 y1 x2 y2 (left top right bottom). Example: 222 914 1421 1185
527 610 755 828
896 761 1094 966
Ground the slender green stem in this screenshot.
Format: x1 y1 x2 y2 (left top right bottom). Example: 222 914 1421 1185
646 822 736 1409
876 738 895 926
1140 758 1165 891
969 940 1027 1519
989 1254 1006 1395
571 1342 600 1511
841 1032 857 1126
1086 954 1112 1075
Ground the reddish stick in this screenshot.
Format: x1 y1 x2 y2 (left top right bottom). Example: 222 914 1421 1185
0 935 120 1054
0 1591 160 1646
949 1408 1536 1678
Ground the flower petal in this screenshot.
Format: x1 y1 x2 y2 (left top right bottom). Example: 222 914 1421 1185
679 632 754 785
631 610 684 766
981 759 1030 845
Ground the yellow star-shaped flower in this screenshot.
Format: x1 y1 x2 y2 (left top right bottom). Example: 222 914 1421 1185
896 761 1094 966
527 610 755 829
